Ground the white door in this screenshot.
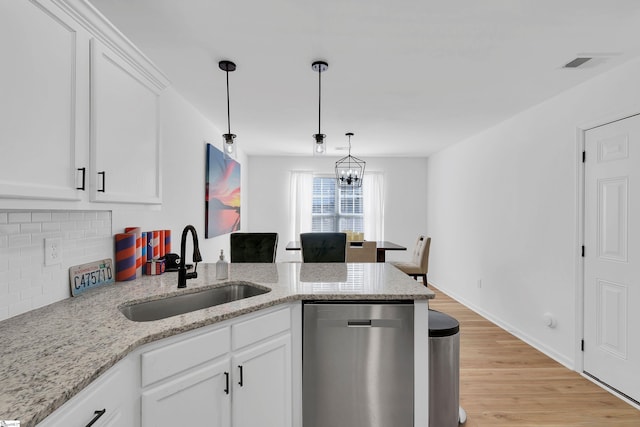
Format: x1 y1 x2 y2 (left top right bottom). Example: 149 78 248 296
584 113 640 402
232 334 293 427
141 359 231 427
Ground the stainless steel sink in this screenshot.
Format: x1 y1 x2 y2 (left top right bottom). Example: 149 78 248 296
119 282 271 322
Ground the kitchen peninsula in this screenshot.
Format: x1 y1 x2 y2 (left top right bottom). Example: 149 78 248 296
0 263 433 426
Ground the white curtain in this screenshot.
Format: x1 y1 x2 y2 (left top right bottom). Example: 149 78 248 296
289 171 313 242
363 172 385 241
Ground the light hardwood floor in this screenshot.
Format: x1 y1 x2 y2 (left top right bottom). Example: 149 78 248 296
427 285 640 426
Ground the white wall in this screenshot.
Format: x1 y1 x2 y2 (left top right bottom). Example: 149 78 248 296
112 88 249 263
247 156 428 262
426 56 640 369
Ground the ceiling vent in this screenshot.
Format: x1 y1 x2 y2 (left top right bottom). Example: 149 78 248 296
563 57 592 68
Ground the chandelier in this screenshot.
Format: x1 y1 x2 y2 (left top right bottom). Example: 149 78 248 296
335 132 365 187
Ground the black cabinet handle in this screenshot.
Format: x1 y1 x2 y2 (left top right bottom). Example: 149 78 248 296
76 167 86 190
224 371 229 394
85 409 106 427
238 365 243 387
98 171 106 192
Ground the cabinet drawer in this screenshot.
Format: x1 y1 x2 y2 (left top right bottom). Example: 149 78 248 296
232 307 291 351
141 326 230 387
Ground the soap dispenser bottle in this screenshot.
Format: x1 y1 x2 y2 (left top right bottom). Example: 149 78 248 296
216 249 229 280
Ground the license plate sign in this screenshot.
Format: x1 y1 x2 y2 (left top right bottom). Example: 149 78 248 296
69 259 115 296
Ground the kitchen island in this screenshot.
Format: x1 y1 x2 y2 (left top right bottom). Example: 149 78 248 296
0 262 434 426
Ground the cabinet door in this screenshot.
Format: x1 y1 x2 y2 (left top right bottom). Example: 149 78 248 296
0 0 88 201
141 359 231 427
232 334 292 427
90 38 164 204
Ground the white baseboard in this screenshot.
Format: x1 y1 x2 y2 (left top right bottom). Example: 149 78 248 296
429 280 575 370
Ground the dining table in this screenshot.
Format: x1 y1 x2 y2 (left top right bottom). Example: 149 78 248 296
285 240 407 262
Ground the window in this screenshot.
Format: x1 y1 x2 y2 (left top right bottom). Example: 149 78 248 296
312 176 363 232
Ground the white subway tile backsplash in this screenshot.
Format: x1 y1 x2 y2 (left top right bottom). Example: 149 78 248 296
21 286 41 301
9 278 28 294
8 212 31 223
69 212 84 221
76 220 91 230
21 222 42 234
0 273 8 296
91 220 105 229
31 212 52 222
68 230 85 240
0 224 20 235
9 234 31 248
9 300 32 318
0 210 113 321
51 212 69 221
42 222 61 232
96 211 110 220
60 221 76 232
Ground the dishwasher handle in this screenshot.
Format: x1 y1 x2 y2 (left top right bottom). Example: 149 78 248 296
347 319 372 327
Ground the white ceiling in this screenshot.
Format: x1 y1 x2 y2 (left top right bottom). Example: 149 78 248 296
88 0 640 157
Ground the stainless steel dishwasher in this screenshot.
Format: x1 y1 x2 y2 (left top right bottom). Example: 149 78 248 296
303 301 414 427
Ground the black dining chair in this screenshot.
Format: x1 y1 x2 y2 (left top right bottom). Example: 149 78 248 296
300 232 347 262
230 232 278 263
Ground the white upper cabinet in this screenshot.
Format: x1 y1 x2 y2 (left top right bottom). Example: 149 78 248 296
90 38 164 204
0 0 89 201
0 0 169 206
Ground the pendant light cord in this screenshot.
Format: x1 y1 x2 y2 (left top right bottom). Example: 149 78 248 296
317 67 322 135
226 70 231 134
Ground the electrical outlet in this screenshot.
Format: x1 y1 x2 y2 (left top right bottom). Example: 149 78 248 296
45 238 62 266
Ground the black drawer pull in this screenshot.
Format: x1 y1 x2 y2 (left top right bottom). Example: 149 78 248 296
224 371 229 394
76 167 86 191
238 365 244 387
98 171 106 192
85 408 106 427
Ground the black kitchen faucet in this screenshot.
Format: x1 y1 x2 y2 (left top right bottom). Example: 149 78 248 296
178 225 202 288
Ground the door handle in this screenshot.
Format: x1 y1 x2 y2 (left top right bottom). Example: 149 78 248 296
98 171 106 192
238 365 244 387
76 167 86 191
85 409 106 427
224 371 229 394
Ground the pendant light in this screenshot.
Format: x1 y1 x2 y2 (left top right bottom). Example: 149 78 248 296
335 132 365 187
219 60 237 156
312 60 328 155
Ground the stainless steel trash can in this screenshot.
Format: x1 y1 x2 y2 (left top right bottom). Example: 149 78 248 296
429 309 463 426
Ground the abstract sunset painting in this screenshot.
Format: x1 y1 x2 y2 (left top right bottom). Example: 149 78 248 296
205 143 241 238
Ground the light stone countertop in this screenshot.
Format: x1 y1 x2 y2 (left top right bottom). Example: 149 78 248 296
0 262 434 426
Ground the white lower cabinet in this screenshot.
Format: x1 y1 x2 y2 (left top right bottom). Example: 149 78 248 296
140 305 294 427
37 305 296 427
36 356 138 427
